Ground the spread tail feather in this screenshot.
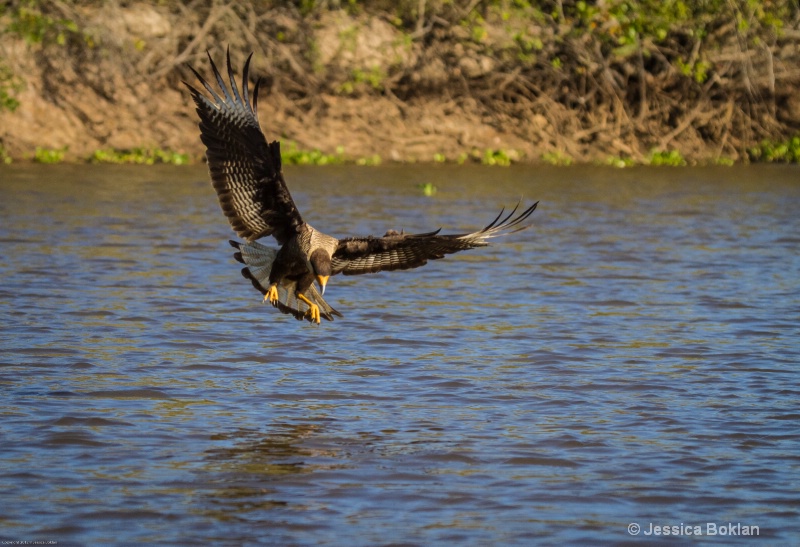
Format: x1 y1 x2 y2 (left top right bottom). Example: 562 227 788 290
229 240 342 322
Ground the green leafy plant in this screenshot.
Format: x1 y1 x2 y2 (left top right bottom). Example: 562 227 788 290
281 142 345 165
541 150 572 166
356 154 382 166
0 63 23 112
648 149 686 166
7 2 85 47
604 155 635 168
0 145 12 164
338 66 387 95
482 148 519 166
33 146 66 164
417 182 437 196
512 31 543 63
90 148 189 165
747 136 800 163
676 57 712 84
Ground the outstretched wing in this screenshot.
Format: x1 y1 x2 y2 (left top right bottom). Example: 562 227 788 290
331 201 538 276
184 49 302 245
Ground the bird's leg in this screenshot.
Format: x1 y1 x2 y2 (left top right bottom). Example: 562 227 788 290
264 284 279 304
296 293 321 324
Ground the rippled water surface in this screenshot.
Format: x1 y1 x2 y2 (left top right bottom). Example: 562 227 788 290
1 164 799 545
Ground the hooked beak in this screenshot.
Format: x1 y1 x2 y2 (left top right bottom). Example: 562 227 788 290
316 275 329 295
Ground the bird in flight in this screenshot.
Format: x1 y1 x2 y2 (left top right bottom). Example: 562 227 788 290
185 50 538 324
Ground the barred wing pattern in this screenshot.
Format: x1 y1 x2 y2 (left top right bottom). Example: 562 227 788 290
184 49 302 245
331 201 538 276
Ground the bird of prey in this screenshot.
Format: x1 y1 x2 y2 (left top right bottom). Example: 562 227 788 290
185 50 538 324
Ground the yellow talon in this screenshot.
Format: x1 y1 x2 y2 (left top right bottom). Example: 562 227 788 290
296 293 321 324
264 284 279 304
306 305 321 324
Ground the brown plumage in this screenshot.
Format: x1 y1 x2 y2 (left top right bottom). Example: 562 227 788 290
185 50 538 324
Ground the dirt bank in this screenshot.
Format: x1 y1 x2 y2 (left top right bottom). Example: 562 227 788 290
0 1 798 165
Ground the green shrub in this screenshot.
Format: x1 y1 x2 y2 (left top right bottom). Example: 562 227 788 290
0 63 23 112
541 150 572 166
482 148 518 166
604 155 635 168
33 146 65 163
648 149 686 166
0 145 12 164
747 136 800 163
281 142 345 165
6 2 85 46
90 148 189 165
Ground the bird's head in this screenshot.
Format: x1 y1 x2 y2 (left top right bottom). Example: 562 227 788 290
309 248 332 295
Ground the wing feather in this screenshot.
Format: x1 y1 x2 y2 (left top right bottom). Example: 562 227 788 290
332 201 538 276
184 49 302 244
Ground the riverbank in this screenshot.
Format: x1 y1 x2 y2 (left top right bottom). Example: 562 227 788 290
1 1 798 166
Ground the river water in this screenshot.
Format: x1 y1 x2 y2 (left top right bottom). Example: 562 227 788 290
0 164 798 545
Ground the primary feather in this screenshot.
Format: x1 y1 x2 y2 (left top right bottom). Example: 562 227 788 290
331 201 538 275
184 49 302 245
